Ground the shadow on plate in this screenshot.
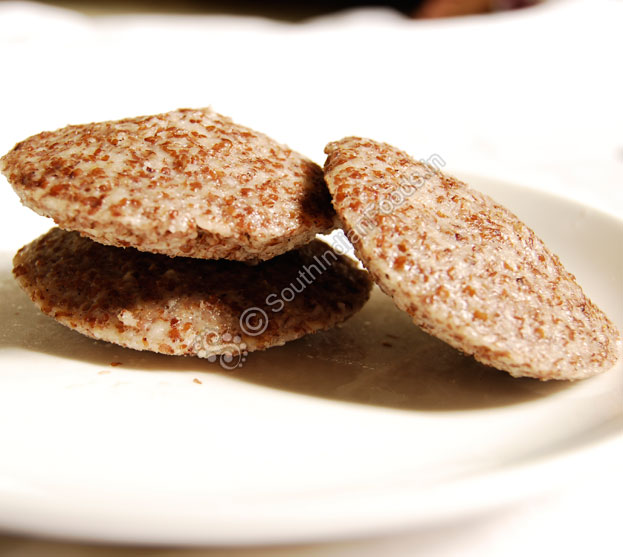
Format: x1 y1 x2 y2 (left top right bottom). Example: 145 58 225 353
0 263 569 411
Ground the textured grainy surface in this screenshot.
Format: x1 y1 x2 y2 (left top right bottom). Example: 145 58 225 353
324 137 621 380
1 108 336 261
13 228 372 358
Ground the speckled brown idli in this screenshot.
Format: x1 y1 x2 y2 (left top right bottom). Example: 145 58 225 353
1 108 336 262
13 228 372 359
324 136 620 380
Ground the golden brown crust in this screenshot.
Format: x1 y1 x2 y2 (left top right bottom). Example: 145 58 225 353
1 108 337 262
13 228 372 358
324 137 621 380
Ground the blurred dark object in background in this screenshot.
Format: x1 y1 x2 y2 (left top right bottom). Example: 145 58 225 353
38 0 542 20
415 0 540 18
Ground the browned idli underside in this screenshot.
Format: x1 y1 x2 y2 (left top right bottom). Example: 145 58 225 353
13 228 372 358
324 137 621 380
1 107 336 262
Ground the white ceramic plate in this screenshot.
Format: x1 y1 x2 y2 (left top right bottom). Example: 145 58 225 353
0 175 621 546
